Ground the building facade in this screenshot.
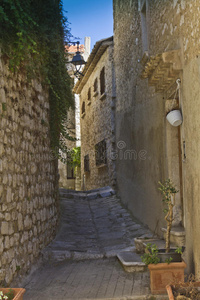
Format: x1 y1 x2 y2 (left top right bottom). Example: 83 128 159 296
59 37 91 190
74 37 116 190
113 0 200 275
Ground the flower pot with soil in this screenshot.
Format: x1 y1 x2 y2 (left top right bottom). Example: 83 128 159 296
141 179 186 294
0 288 26 300
166 275 200 300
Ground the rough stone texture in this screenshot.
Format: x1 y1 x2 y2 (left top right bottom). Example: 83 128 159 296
42 188 152 262
58 107 76 190
113 0 200 275
22 188 167 300
23 258 155 300
77 41 116 190
0 54 59 285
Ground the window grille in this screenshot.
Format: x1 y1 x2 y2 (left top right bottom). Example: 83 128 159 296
84 154 90 172
95 139 107 166
67 153 75 179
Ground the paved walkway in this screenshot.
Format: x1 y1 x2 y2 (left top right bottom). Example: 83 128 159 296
42 187 151 261
23 259 151 300
22 187 166 300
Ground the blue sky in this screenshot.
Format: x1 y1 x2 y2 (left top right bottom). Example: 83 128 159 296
62 0 113 50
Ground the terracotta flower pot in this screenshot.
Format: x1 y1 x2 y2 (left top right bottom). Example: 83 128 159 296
148 261 186 295
0 288 26 300
166 282 200 299
166 285 174 300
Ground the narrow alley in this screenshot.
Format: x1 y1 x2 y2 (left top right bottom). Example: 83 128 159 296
21 187 161 300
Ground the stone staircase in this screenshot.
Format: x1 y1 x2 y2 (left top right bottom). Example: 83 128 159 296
59 186 116 200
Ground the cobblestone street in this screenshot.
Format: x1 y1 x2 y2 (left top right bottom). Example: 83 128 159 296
22 188 166 299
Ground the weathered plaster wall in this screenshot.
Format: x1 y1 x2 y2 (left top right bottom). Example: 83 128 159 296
181 57 200 276
80 46 116 190
113 0 200 274
113 0 167 233
0 56 59 285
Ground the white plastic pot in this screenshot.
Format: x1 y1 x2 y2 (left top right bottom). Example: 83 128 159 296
166 110 183 127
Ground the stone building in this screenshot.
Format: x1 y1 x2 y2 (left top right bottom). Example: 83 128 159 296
59 37 91 190
0 54 59 285
113 0 200 275
73 37 116 190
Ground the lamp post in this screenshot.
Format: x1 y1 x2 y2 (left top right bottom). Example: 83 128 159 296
68 41 86 79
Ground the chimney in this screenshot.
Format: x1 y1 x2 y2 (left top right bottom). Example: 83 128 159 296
84 37 91 61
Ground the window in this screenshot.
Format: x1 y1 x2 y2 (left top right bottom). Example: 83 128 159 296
95 139 107 166
94 78 98 95
84 154 90 172
88 87 91 101
100 67 105 95
81 101 85 114
67 153 75 179
87 87 91 105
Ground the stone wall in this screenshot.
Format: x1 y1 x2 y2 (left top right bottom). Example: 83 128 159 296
113 0 200 274
78 43 116 190
58 107 76 190
0 55 59 285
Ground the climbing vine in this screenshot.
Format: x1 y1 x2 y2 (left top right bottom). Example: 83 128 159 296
0 0 74 160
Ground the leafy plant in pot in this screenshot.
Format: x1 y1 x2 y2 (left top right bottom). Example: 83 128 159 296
157 179 183 263
141 179 186 295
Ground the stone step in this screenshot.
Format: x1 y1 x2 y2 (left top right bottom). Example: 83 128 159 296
117 251 147 272
161 226 185 247
42 245 137 262
59 186 116 200
118 234 181 274
134 235 178 254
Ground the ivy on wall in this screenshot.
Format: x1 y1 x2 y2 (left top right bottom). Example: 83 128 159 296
0 0 74 161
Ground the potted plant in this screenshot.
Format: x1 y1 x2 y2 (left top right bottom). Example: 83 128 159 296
166 274 200 299
157 179 183 263
141 179 186 295
0 288 25 300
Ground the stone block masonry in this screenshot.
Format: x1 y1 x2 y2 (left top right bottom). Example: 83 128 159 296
113 0 200 276
74 37 116 191
0 54 59 285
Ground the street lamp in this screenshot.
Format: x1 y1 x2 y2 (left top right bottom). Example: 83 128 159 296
68 41 86 79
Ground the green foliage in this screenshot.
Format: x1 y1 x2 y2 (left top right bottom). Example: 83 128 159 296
4 289 15 300
2 103 6 111
0 0 74 159
158 179 178 204
175 247 183 254
141 243 160 265
165 257 173 264
16 265 21 271
69 147 81 168
158 179 178 252
158 179 178 206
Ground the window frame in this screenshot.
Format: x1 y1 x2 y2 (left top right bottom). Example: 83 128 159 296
95 139 107 167
84 154 90 172
67 153 76 179
93 78 98 96
100 67 105 96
